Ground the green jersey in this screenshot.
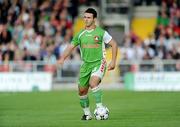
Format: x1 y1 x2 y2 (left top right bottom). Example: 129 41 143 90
71 26 112 62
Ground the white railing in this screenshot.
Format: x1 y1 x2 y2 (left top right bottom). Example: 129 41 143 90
0 60 180 83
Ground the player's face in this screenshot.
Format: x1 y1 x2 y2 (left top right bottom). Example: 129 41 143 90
83 13 95 27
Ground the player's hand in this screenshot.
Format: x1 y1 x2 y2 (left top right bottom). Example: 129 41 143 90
108 61 116 71
56 57 65 67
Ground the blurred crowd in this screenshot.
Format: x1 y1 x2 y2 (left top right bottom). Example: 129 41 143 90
0 0 82 64
121 0 180 60
0 0 180 65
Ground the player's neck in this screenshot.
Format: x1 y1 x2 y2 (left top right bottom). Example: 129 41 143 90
85 24 96 30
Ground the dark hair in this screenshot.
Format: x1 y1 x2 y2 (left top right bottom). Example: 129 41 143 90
85 8 97 18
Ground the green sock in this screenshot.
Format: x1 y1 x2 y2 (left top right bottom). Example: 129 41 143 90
92 86 102 104
79 95 89 108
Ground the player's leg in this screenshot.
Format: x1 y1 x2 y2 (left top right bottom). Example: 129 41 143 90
78 65 92 120
90 59 107 108
78 86 90 115
89 76 103 107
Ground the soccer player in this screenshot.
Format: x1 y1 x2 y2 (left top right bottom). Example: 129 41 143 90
57 8 118 120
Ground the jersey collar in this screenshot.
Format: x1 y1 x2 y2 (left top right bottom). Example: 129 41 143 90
85 26 96 33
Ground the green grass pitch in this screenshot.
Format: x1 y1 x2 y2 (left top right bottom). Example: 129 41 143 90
0 90 180 127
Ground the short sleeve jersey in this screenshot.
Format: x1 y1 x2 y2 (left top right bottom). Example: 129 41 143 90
71 26 112 62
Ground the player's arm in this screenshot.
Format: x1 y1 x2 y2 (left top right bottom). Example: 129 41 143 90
57 30 80 65
103 31 118 71
107 39 118 71
57 44 77 65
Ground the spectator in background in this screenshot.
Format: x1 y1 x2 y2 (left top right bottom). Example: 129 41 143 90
22 48 37 61
157 10 170 27
173 9 180 36
0 22 12 46
42 44 56 64
0 20 13 63
133 39 145 60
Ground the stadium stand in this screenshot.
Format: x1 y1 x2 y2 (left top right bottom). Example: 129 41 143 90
121 0 180 61
0 0 180 81
0 0 80 65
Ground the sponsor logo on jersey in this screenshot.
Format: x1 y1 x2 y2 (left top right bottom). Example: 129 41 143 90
82 44 100 48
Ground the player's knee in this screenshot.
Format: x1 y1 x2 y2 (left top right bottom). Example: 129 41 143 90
90 83 97 89
78 89 88 96
89 76 101 88
90 82 100 89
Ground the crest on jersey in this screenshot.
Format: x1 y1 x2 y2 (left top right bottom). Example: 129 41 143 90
94 36 99 42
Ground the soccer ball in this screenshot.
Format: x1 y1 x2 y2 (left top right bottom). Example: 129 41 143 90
94 106 109 120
